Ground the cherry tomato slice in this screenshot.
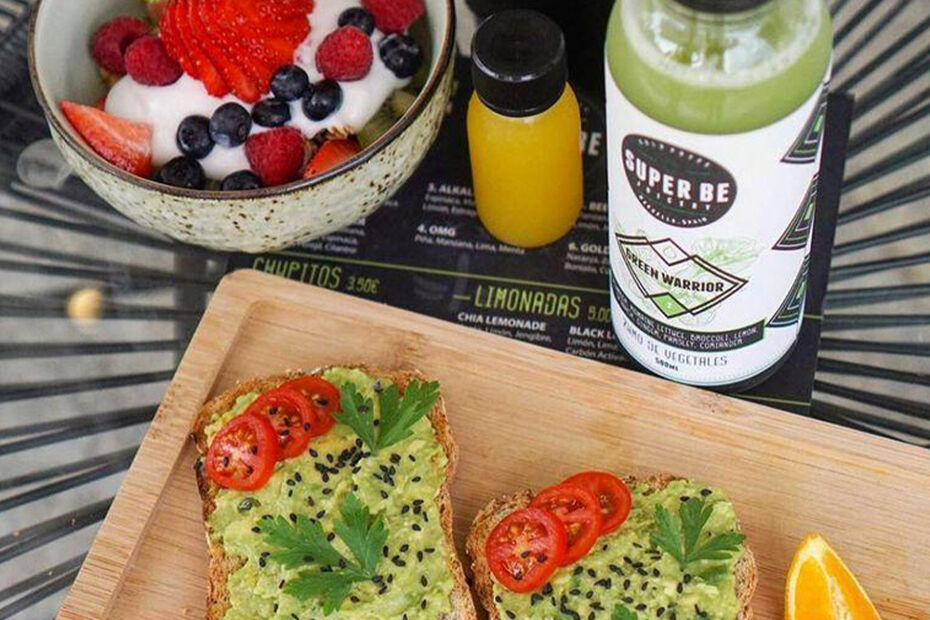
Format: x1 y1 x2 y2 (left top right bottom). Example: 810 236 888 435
244 387 318 458
279 376 341 435
530 483 603 565
562 471 633 535
205 413 279 490
485 507 567 593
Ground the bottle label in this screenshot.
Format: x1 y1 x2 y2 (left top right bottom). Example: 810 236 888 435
605 65 829 387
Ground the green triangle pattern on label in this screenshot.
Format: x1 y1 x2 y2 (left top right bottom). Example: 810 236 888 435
782 84 828 164
773 173 818 251
769 255 810 328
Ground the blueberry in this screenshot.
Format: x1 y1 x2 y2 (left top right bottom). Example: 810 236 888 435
157 157 206 189
338 8 375 35
176 115 214 159
302 80 343 121
252 99 292 128
209 102 252 148
220 170 263 191
271 64 310 102
379 34 423 79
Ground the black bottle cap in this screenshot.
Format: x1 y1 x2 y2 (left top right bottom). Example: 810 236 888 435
471 10 567 118
673 0 773 13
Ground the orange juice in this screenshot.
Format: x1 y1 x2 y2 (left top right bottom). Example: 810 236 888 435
467 10 584 248
467 86 583 248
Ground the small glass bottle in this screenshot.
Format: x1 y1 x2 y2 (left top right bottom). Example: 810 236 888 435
467 10 584 249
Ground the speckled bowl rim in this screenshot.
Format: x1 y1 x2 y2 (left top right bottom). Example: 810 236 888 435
28 0 456 201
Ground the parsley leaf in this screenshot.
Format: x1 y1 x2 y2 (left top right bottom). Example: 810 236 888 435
258 514 344 568
261 494 386 615
284 569 369 615
612 605 638 620
651 505 685 566
650 497 745 572
377 380 440 449
333 493 387 575
335 379 440 454
334 383 377 452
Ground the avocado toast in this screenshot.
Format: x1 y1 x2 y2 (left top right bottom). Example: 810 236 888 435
192 366 476 620
467 474 757 620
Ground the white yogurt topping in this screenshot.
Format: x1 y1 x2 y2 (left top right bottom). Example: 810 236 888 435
105 0 409 180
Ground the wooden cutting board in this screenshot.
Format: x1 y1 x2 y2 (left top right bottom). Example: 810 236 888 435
58 270 930 619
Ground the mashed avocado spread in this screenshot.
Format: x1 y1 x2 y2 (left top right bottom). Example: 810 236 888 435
204 368 455 619
493 480 744 620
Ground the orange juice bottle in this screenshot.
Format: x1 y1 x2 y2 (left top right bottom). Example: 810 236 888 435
467 10 583 248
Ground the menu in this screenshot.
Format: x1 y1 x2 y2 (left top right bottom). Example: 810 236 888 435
228 54 853 415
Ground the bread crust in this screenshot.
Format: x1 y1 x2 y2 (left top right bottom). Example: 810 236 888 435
191 365 477 620
465 473 757 620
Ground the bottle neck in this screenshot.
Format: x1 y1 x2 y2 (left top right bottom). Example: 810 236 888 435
657 0 777 26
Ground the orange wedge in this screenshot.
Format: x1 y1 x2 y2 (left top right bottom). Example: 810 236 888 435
786 534 882 620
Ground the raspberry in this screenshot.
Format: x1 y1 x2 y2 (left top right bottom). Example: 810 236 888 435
245 128 307 187
124 35 183 86
91 16 151 75
362 0 424 33
315 26 373 82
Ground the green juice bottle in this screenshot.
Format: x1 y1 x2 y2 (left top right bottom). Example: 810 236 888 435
605 0 832 389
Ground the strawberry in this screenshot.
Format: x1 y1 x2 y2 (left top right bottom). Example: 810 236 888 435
255 0 314 22
188 0 260 102
60 101 153 178
362 0 424 33
160 0 197 79
246 128 307 186
91 16 151 75
124 35 183 86
303 139 361 179
315 27 373 81
160 0 311 100
172 0 229 96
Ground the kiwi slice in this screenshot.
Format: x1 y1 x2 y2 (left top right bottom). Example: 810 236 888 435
407 17 432 91
357 104 397 148
389 90 417 118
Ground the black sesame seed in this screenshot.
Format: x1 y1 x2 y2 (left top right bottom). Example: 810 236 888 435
412 523 422 531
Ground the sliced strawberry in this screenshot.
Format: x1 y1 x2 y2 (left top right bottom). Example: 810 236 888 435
188 0 261 102
161 0 198 79
256 0 313 21
303 139 361 179
174 0 228 96
203 0 277 88
61 101 153 177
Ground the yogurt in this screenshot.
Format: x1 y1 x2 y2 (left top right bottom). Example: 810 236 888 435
106 0 410 180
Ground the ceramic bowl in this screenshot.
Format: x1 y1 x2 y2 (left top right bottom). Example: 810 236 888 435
29 0 455 253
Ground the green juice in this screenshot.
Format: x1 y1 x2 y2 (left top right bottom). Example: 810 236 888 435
605 0 832 389
607 0 832 134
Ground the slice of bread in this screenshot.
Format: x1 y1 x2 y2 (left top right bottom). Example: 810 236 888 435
192 366 477 620
466 473 757 620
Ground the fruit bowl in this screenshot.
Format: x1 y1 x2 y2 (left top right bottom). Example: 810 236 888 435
28 0 455 252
